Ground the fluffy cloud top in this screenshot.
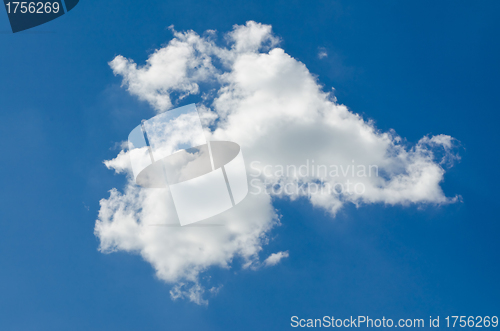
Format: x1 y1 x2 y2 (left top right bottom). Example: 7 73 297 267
264 251 289 267
96 21 459 304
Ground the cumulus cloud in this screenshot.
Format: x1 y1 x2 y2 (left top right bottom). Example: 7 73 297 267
97 21 460 304
264 251 289 267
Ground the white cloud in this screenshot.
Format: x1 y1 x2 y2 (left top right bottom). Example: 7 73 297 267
96 21 460 304
318 47 328 59
170 282 208 306
264 251 289 267
95 180 277 283
227 21 280 53
109 28 218 112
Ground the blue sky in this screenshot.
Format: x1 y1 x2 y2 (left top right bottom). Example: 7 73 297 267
1 1 499 330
